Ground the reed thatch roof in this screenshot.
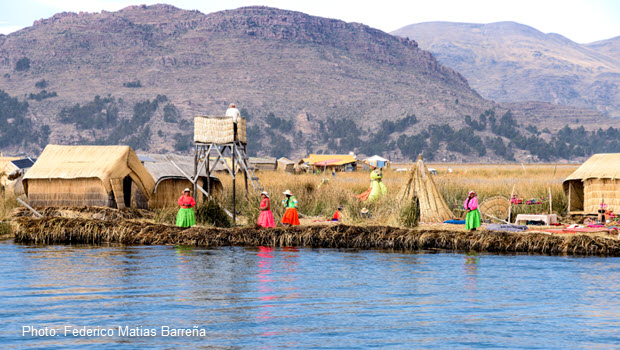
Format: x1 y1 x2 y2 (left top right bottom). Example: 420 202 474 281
277 157 295 165
564 153 620 182
24 145 155 199
139 153 221 192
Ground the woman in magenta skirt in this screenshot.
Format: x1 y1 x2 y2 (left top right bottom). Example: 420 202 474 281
257 191 276 228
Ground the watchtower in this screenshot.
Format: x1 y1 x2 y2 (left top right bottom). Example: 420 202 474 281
193 115 262 224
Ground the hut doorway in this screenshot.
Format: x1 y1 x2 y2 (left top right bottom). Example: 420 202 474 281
123 176 132 208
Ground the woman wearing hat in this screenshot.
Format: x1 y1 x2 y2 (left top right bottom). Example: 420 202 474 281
176 188 196 227
281 190 300 226
464 191 481 231
257 191 275 228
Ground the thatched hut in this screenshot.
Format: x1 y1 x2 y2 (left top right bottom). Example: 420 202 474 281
302 154 358 172
23 145 155 209
277 157 295 173
363 155 390 169
140 154 223 208
0 156 19 194
1 157 36 197
249 157 277 171
563 153 620 214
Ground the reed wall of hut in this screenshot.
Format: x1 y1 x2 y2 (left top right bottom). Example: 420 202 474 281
148 177 222 208
27 178 112 207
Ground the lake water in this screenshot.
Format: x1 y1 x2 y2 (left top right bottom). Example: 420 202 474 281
2 241 619 349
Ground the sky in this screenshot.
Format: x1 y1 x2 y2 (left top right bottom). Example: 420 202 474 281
1 0 619 43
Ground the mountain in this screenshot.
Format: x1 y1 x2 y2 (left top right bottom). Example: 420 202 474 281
0 5 494 155
392 21 620 118
0 6 618 163
586 36 620 60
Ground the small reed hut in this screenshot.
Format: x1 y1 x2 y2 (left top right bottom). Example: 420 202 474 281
0 155 20 195
398 155 453 223
23 145 155 209
563 153 620 214
277 157 295 173
1 157 36 197
140 154 223 208
249 157 277 171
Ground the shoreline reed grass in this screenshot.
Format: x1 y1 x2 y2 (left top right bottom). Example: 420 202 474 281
12 216 620 256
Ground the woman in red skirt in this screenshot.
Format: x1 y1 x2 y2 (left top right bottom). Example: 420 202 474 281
281 190 300 226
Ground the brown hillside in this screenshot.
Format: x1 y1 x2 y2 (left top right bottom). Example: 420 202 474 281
0 5 494 156
392 21 620 118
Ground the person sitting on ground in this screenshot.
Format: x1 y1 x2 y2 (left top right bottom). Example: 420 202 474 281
464 191 481 231
332 206 344 221
281 190 300 226
176 188 196 227
257 191 276 228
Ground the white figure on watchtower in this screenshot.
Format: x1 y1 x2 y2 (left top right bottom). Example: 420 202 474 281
225 103 240 123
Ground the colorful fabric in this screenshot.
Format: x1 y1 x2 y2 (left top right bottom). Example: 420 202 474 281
465 209 481 230
178 195 196 208
332 210 341 221
258 198 275 228
464 196 478 211
282 208 300 225
368 179 387 202
282 196 298 208
176 208 196 227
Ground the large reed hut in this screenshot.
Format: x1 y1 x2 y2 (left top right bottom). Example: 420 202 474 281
563 153 620 214
140 154 223 208
23 145 155 209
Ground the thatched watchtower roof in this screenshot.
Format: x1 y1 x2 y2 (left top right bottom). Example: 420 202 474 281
23 145 155 199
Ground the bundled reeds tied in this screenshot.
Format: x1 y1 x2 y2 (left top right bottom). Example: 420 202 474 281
11 216 620 256
194 116 247 144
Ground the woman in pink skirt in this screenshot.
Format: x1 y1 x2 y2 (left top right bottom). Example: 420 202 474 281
257 191 276 228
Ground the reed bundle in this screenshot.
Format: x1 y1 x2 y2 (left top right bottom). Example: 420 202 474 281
11 206 154 221
12 217 620 256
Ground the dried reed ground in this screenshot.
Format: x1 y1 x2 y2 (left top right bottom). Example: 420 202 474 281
12 216 620 256
217 164 579 225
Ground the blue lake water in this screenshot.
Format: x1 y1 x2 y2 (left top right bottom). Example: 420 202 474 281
1 241 619 349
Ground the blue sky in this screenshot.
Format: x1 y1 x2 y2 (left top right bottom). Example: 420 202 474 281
1 0 619 43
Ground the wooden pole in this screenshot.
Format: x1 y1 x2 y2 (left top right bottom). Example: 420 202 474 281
568 183 571 213
549 187 553 215
193 144 198 201
232 145 236 226
17 198 43 218
508 184 516 224
206 148 211 198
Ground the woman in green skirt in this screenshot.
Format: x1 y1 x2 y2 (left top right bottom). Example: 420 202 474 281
464 191 481 231
176 188 196 227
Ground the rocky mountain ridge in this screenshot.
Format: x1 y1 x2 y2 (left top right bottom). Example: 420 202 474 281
392 21 620 118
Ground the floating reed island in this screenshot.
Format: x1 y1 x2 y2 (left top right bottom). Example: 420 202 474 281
10 214 620 256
